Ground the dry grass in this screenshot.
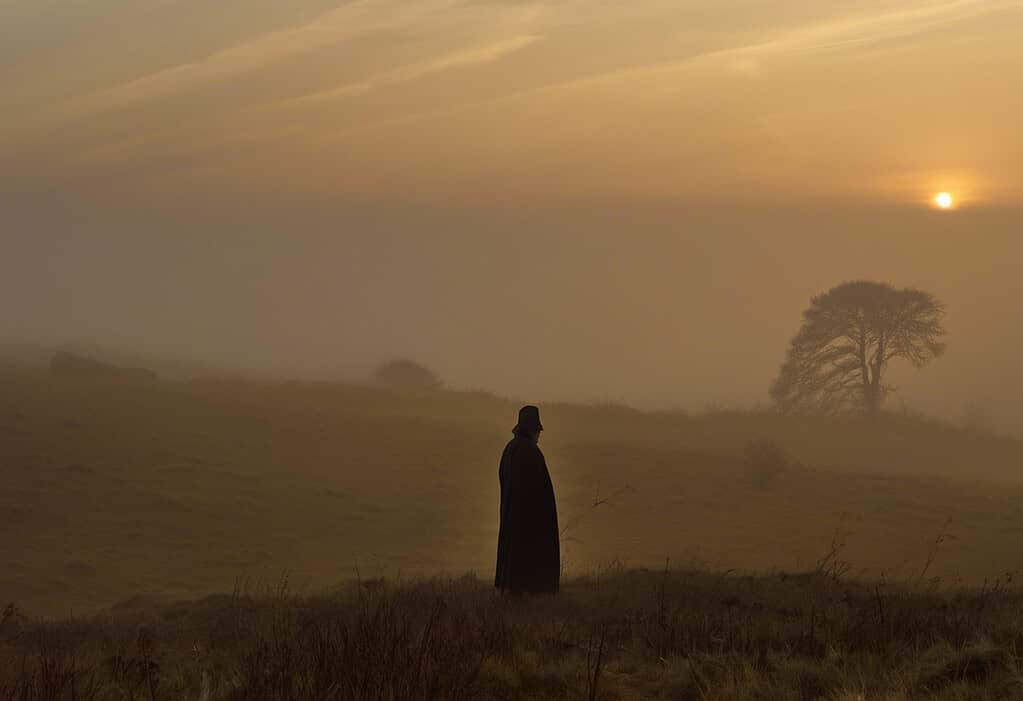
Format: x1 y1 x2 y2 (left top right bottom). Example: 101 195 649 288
7 365 1023 696
5 569 1023 699
5 368 1023 617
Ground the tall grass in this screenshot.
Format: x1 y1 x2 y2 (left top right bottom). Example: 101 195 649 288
5 568 1023 700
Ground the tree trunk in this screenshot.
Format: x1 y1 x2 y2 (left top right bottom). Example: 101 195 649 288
864 337 885 417
859 328 872 416
864 384 881 416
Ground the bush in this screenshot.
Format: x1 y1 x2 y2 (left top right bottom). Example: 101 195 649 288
743 438 788 490
373 359 442 391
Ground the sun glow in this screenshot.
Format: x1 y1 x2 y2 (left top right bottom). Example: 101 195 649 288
934 192 954 209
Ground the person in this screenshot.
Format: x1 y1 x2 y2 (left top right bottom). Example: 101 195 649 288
495 405 560 594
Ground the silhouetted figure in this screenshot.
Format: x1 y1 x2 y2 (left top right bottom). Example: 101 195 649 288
495 405 560 594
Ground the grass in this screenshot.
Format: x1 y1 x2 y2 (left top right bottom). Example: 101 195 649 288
7 365 1023 696
5 568 1023 699
5 367 1023 616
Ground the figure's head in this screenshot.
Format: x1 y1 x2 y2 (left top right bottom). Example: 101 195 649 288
514 405 543 442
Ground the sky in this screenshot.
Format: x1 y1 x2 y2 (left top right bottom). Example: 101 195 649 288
2 1 1022 427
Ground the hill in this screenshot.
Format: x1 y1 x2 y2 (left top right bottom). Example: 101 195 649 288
3 368 1023 615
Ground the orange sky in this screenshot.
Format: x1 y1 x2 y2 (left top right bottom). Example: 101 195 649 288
2 0 1021 207
2 1 1022 430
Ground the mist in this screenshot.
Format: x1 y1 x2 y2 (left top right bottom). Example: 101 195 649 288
3 0 1021 429
7 5 1023 695
3 196 1020 431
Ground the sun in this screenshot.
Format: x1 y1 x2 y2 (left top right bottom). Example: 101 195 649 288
934 192 954 209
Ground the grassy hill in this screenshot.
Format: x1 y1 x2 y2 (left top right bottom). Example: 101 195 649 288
3 367 1023 616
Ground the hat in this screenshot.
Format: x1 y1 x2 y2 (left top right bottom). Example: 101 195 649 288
514 405 544 433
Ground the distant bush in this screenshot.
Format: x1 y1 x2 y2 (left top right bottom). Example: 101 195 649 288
373 359 442 391
702 403 767 418
744 437 788 490
585 401 644 419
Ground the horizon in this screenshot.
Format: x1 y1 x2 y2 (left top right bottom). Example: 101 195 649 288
5 201 1023 433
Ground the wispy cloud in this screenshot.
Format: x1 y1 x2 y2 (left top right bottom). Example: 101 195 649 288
300 0 1013 143
58 34 543 167
267 34 542 110
0 0 467 141
360 0 1013 107
4 0 1019 207
726 0 1014 59
72 2 449 112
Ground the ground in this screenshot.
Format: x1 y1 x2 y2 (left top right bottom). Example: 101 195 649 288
3 367 1023 617
6 367 1023 697
5 569 1023 699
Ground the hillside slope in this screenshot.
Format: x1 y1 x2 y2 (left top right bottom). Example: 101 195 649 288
3 369 1023 615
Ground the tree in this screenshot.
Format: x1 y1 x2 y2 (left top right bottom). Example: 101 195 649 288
770 281 946 415
373 359 442 391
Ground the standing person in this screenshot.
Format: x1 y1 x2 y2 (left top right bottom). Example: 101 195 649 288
495 405 560 594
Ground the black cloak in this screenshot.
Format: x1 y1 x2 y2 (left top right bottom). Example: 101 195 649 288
495 436 560 594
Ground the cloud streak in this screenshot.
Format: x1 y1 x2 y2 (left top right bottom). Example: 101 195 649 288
0 0 470 142
81 1 454 109
2 0 1020 207
304 0 1011 142
266 34 543 110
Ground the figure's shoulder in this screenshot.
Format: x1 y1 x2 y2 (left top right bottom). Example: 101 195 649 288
518 438 545 460
500 438 519 461
503 436 540 457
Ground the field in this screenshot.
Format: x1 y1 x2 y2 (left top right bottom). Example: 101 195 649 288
4 367 1023 618
5 570 1023 699
6 367 1023 698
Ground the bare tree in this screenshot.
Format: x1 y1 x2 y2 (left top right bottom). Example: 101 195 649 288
770 281 946 415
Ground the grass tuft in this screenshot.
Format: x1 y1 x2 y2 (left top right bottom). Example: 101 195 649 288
5 570 1023 699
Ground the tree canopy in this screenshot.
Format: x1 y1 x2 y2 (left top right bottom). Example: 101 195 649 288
374 359 442 391
770 281 946 415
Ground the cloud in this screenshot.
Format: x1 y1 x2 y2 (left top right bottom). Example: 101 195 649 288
74 2 443 110
53 33 542 168
740 0 1013 57
0 0 466 142
727 58 764 78
338 0 1014 113
4 0 1020 208
267 34 543 109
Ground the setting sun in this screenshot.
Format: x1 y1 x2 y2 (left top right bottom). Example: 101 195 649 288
935 192 954 209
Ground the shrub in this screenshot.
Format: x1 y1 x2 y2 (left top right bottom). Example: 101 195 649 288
373 360 442 391
743 437 788 490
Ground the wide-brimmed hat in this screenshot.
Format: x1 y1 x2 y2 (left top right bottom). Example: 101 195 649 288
514 405 543 433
